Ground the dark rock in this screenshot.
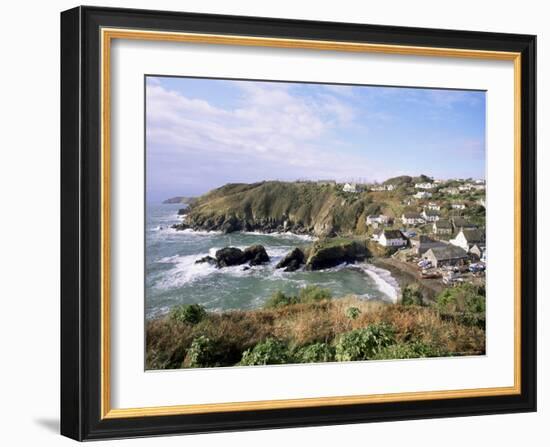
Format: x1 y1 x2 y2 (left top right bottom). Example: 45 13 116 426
195 256 217 265
221 216 241 234
171 223 190 231
243 245 270 266
305 239 369 271
242 266 251 271
215 247 246 267
177 208 189 216
276 248 305 271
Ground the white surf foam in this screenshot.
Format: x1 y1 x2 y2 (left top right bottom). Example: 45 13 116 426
358 263 401 303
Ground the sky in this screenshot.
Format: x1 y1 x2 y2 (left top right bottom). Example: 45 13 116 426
146 76 486 202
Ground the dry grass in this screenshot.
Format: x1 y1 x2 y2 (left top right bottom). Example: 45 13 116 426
146 296 485 369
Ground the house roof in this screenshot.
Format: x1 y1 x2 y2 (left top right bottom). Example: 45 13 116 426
452 217 476 228
423 209 440 216
461 228 485 243
403 212 422 219
426 245 468 261
435 219 452 228
382 229 405 239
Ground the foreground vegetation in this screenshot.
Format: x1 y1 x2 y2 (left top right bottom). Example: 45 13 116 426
146 284 485 370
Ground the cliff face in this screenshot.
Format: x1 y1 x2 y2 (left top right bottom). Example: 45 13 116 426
178 181 380 236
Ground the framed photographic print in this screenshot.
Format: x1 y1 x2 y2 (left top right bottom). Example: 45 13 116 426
60 6 536 441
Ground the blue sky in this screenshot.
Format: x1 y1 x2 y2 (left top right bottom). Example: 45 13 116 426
146 76 485 202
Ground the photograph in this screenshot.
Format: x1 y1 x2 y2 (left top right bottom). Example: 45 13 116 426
144 76 487 370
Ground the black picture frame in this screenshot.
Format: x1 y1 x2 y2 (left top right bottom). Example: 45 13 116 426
61 5 536 441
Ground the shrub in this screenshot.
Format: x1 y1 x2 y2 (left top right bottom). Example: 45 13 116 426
345 307 361 320
372 341 447 360
170 303 207 325
263 290 298 309
436 283 486 327
401 284 424 306
184 336 217 368
293 342 335 363
298 285 332 303
240 338 290 366
335 324 396 361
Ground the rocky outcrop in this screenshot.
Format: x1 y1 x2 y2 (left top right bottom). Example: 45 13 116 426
243 245 270 266
198 245 271 268
215 247 247 267
276 248 305 272
194 255 217 266
305 239 369 271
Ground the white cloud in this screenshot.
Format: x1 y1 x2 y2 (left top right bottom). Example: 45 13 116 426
146 81 383 189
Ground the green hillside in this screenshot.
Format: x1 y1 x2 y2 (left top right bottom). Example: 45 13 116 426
181 181 383 236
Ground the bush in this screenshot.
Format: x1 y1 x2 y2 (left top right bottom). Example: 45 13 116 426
298 285 332 303
401 284 424 306
436 283 486 327
335 324 396 361
184 336 217 368
240 338 290 366
263 290 298 309
345 307 361 320
170 303 207 325
293 343 335 363
372 341 447 360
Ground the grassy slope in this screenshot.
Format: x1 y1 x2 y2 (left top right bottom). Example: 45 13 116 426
186 181 401 236
146 296 485 370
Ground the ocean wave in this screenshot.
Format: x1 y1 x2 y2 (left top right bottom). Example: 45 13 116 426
357 263 401 303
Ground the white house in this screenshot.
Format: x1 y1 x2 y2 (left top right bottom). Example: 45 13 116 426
427 202 441 211
442 187 460 195
401 212 425 225
458 184 473 192
414 182 435 189
386 184 395 191
414 191 432 199
432 219 453 235
343 183 359 193
422 209 440 222
379 229 407 247
450 228 486 252
366 214 391 226
451 203 466 210
369 185 385 191
478 198 486 208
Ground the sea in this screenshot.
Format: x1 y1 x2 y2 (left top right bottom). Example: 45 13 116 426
145 203 400 319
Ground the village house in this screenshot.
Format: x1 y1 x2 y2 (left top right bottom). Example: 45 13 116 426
378 229 408 247
414 182 435 189
470 244 486 261
371 228 382 241
458 184 473 192
432 219 453 235
414 191 433 199
478 198 486 207
450 228 486 253
424 245 469 268
370 184 394 192
451 203 466 210
442 187 460 195
452 217 478 232
427 202 441 211
342 183 363 193
421 209 440 222
366 214 392 228
410 235 447 255
472 184 486 191
401 212 425 225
